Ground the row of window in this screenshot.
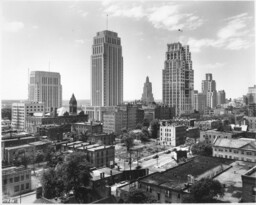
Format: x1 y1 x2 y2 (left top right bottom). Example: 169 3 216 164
14 183 30 192
215 154 256 162
215 148 256 156
3 174 30 185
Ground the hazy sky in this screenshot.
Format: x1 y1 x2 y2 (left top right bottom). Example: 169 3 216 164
2 0 255 101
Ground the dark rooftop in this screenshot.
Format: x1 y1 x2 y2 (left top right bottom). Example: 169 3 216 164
139 156 234 191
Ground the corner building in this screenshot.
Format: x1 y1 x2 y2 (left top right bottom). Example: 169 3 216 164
162 42 194 116
91 30 123 106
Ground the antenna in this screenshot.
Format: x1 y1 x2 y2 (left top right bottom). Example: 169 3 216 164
106 14 108 30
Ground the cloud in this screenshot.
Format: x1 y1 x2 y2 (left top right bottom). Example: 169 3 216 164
103 3 204 31
4 21 24 32
75 39 85 44
198 62 225 70
187 13 253 52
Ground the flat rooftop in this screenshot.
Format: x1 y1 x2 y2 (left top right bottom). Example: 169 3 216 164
91 167 121 181
214 161 255 203
139 156 234 191
88 145 113 151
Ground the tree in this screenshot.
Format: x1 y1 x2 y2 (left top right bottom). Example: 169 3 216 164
78 110 85 115
123 132 134 152
63 111 69 116
191 142 213 156
1 108 12 120
135 123 142 130
61 152 92 203
183 178 224 203
13 150 31 168
150 119 159 139
127 189 156 203
35 152 45 166
142 119 150 128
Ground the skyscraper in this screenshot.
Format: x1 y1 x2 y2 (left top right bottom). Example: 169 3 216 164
162 42 194 116
217 90 226 105
28 71 62 112
91 30 123 106
141 76 154 104
201 73 217 108
193 90 206 113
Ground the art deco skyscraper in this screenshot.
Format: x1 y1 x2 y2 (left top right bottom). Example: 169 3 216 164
202 73 217 108
141 76 154 104
162 42 194 116
28 71 62 112
91 30 123 106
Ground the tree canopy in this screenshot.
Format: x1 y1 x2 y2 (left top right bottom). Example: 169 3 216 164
127 189 156 203
150 119 159 139
183 178 224 203
191 142 213 156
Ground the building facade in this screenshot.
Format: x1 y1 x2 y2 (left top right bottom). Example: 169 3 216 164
159 121 186 146
2 166 31 197
213 138 256 162
217 90 226 105
91 30 123 106
162 42 194 116
241 166 256 202
28 71 62 112
141 76 154 104
69 93 77 115
202 73 217 108
192 90 206 113
12 101 45 131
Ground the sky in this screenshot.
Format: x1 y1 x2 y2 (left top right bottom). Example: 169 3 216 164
1 0 255 101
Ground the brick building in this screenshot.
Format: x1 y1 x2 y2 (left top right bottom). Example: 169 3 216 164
241 166 256 202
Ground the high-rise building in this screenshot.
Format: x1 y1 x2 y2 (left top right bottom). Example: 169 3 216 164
141 76 154 104
91 30 123 106
217 90 226 105
247 85 256 103
28 71 62 112
202 73 217 108
162 42 194 116
193 90 206 113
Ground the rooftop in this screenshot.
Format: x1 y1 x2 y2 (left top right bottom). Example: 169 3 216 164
91 167 121 181
244 165 256 178
213 138 256 149
139 156 234 191
87 145 113 151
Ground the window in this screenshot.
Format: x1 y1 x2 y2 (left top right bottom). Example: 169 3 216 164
14 185 19 192
3 179 7 185
26 183 29 189
247 152 252 155
178 193 181 199
21 175 24 181
252 187 256 195
21 184 24 191
9 178 13 183
26 174 29 179
14 176 19 182
158 193 160 200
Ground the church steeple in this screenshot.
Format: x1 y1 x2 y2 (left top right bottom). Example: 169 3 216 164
69 93 77 115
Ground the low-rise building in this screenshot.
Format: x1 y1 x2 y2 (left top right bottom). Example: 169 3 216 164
71 121 103 134
137 156 234 203
88 133 115 145
212 138 256 162
194 120 221 130
62 142 115 168
200 129 245 144
242 165 256 202
37 124 71 141
159 121 186 146
244 116 256 130
25 114 88 134
12 101 45 131
2 166 32 197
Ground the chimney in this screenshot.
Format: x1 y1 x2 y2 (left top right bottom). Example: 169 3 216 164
110 170 112 176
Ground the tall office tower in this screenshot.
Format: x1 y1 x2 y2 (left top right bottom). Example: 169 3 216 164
201 73 217 108
193 90 206 113
141 76 154 104
247 85 256 103
162 42 194 116
28 71 62 112
217 90 226 105
91 30 123 106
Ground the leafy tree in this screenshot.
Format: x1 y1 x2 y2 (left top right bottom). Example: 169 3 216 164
13 151 31 168
127 189 156 203
78 110 85 115
63 111 69 116
183 178 224 203
135 123 142 129
123 132 134 152
1 108 12 120
61 152 92 203
142 119 150 128
191 142 213 156
150 119 159 139
35 152 44 166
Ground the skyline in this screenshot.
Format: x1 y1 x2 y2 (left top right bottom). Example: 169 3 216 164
2 1 255 101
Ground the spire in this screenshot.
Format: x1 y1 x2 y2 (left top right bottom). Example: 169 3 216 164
146 76 149 83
